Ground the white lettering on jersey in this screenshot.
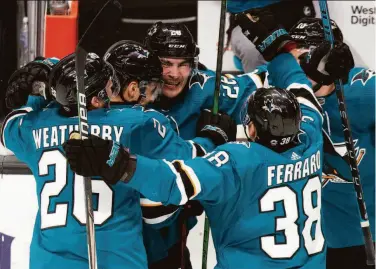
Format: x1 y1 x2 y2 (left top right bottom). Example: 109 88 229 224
267 150 321 186
33 125 124 150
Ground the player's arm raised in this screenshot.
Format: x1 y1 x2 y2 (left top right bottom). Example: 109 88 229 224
236 8 353 119
1 58 57 158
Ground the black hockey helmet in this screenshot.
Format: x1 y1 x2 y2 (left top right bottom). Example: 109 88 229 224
289 17 343 48
144 21 199 61
240 87 301 151
104 40 164 102
49 52 120 115
104 40 163 87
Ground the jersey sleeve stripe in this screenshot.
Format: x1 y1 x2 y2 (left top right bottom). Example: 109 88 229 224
179 160 202 199
163 160 188 205
287 83 324 122
297 97 324 123
287 83 322 112
141 203 179 219
140 198 162 207
172 160 202 200
189 140 207 158
172 161 195 200
188 140 197 158
1 107 33 148
246 72 264 88
143 209 179 225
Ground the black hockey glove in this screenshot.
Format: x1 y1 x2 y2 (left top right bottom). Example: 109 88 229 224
235 8 296 61
300 41 354 86
63 133 136 185
5 57 57 109
196 109 237 146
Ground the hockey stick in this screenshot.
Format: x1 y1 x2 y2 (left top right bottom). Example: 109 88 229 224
75 1 122 269
212 0 227 115
319 1 375 265
201 1 227 269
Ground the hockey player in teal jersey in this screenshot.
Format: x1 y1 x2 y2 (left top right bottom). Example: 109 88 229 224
141 22 270 268
63 50 334 268
144 22 266 139
103 40 236 268
1 53 149 269
289 17 375 269
64 16 353 268
1 50 235 269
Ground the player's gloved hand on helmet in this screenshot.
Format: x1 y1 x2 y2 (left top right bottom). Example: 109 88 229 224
300 41 354 85
196 109 237 146
63 132 136 185
235 8 296 61
5 57 58 109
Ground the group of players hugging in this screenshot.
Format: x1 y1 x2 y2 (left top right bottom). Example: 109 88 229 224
1 3 374 269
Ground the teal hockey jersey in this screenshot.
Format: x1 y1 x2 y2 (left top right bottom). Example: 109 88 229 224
0 97 214 269
126 53 327 268
151 69 265 140
146 66 269 263
319 67 376 248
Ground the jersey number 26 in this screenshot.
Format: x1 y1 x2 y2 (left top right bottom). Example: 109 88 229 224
39 150 113 229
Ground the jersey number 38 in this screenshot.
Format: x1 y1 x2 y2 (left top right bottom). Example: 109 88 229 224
259 176 325 259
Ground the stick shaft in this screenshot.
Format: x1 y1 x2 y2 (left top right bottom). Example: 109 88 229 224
212 0 227 115
319 1 375 265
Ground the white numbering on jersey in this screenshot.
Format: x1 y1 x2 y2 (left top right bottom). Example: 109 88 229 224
205 151 230 167
39 150 113 229
221 75 239 98
259 176 324 259
153 118 166 138
280 137 291 145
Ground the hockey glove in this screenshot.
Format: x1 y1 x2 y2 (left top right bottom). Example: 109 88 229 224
196 109 237 146
235 8 296 61
63 133 136 185
300 41 354 86
5 57 58 109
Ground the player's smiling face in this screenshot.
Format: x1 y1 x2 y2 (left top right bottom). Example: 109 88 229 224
160 57 191 98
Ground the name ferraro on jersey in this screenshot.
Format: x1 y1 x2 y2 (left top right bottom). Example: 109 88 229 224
267 150 321 186
32 125 124 150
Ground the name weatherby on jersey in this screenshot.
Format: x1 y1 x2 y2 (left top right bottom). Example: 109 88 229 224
32 125 123 150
